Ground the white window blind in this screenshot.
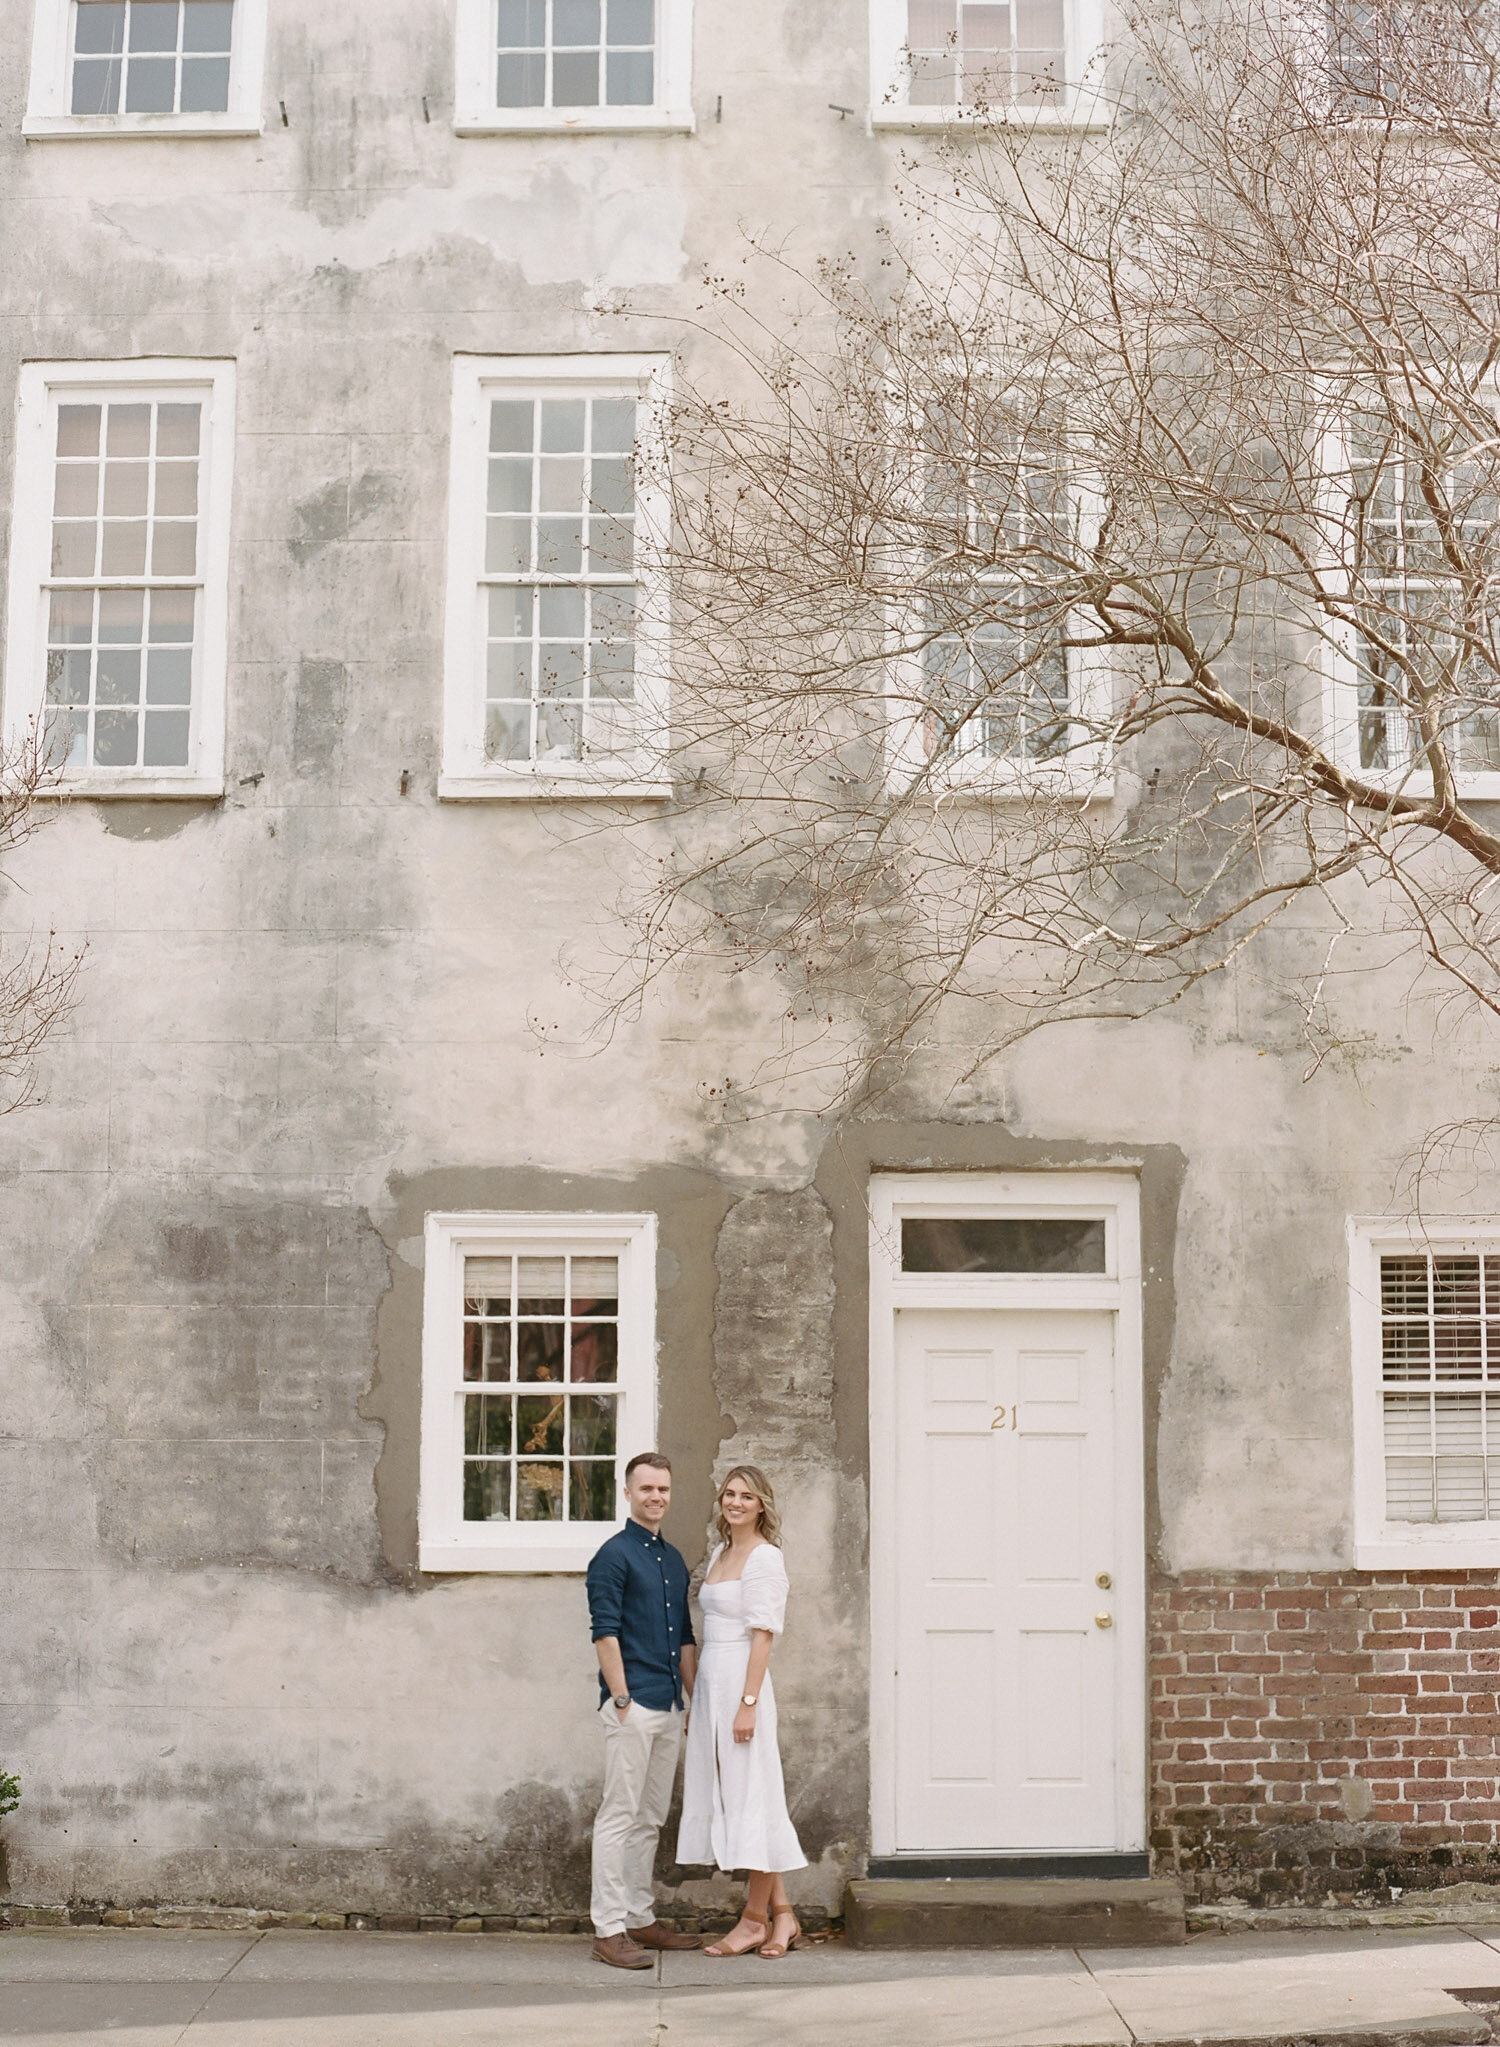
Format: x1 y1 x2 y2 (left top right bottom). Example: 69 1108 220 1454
1380 1251 1500 1523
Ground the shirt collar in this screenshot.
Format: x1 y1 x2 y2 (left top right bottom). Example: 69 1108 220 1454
626 1517 665 1546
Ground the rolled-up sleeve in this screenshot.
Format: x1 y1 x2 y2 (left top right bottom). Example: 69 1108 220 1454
740 1544 789 1636
587 1540 626 1642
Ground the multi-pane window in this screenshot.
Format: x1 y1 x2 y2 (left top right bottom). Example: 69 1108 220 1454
1339 411 1500 780
45 397 203 773
482 393 638 768
1324 1 1494 120
917 446 1073 766
904 0 1065 106
461 1251 621 1525
419 1213 657 1572
71 0 233 115
1379 1252 1500 1524
497 0 655 108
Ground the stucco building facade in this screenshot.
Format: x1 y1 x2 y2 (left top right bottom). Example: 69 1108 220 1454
2 0 1500 1927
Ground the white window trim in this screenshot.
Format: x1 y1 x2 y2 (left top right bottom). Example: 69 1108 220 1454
440 353 673 802
3 357 235 801
453 0 694 134
884 450 1115 802
1350 1216 1500 1568
1318 390 1500 802
868 0 1109 131
24 0 267 139
418 1210 659 1574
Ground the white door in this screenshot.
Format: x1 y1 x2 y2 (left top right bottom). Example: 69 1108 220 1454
893 1307 1120 1851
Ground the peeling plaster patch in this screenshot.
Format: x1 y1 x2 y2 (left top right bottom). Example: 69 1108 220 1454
94 802 215 841
95 174 689 288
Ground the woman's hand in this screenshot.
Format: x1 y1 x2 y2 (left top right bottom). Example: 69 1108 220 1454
732 1703 757 1745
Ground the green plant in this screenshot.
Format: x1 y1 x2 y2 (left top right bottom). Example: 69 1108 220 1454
0 1770 19 1820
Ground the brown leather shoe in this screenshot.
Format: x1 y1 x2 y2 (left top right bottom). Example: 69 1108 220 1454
591 1931 654 1970
627 1918 703 1950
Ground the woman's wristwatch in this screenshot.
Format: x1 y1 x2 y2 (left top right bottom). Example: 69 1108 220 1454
741 1693 758 1706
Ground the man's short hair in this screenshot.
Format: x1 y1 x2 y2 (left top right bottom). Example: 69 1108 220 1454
625 1451 672 1480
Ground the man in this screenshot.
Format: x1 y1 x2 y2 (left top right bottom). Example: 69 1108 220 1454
585 1451 704 1970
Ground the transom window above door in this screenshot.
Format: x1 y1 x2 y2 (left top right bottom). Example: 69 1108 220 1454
902 1215 1106 1274
25 0 266 134
454 0 693 131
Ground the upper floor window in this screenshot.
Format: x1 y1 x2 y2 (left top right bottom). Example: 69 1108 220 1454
454 0 693 132
440 355 671 801
1322 0 1496 122
887 428 1108 793
870 0 1104 126
1323 398 1500 797
418 1211 659 1573
25 0 267 135
1352 1223 1500 1566
2 361 235 799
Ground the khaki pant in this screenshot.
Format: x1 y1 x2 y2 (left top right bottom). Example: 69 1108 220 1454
591 1699 684 1937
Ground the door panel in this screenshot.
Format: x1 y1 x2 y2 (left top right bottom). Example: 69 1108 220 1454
894 1307 1118 1851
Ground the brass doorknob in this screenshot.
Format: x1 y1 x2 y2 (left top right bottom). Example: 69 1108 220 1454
1095 1572 1113 1590
1095 1611 1113 1630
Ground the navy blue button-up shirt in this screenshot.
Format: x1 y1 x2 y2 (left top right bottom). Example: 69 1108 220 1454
586 1518 695 1709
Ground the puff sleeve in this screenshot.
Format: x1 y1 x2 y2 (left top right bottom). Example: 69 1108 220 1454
740 1542 789 1637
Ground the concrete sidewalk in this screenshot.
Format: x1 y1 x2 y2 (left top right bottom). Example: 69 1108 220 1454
6 1925 1500 2046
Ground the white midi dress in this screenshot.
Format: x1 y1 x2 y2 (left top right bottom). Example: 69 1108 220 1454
676 1542 807 1874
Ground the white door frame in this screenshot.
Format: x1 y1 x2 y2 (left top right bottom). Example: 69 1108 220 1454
868 1170 1147 1859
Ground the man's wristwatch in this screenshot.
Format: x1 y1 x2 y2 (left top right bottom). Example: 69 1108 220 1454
741 1693 758 1707
613 1693 631 1709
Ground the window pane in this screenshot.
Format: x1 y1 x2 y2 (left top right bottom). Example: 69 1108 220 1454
93 709 139 765
463 1322 512 1382
553 49 600 102
129 3 180 51
516 1463 565 1520
142 709 190 765
76 2 127 52
516 1323 566 1381
99 591 144 641
464 1462 511 1522
570 1461 616 1521
148 588 195 640
497 51 545 104
179 55 230 111
103 462 148 515
150 522 197 576
555 0 601 43
96 649 141 704
572 1255 619 1305
901 1215 1106 1273
606 50 653 103
106 405 151 456
156 403 201 456
608 0 654 39
182 0 233 50
486 701 532 760
569 1322 618 1383
541 400 587 453
465 1394 513 1456
490 400 535 453
71 55 122 111
101 521 148 574
518 1255 566 1305
124 56 178 111
57 405 101 457
154 461 198 516
592 398 636 452
145 648 192 703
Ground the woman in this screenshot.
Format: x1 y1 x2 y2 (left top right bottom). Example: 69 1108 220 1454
676 1465 807 1957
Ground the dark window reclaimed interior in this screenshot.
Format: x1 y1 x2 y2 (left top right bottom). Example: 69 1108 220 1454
901 1215 1106 1273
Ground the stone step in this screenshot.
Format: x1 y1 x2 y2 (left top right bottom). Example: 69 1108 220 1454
844 1876 1188 1949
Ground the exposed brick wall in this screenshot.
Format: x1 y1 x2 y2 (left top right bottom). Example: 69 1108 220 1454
1152 1570 1500 1902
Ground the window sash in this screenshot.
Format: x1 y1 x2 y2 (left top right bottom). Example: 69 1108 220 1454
70 0 235 117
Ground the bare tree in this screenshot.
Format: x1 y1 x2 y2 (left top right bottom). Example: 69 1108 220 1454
588 0 1500 1109
0 731 82 1114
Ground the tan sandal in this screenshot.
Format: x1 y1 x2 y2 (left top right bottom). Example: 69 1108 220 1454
704 1909 769 1957
759 1908 802 1958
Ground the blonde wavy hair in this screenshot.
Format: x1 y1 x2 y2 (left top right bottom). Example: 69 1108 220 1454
714 1464 782 1548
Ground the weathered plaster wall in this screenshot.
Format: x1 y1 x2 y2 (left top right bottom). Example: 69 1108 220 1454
3 0 1500 1918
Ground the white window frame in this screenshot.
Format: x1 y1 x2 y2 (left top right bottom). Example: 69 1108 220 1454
440 353 672 802
884 433 1114 801
1319 391 1500 802
24 0 267 139
419 1211 658 1574
1350 1216 1500 1568
3 358 235 800
868 0 1108 131
454 0 694 134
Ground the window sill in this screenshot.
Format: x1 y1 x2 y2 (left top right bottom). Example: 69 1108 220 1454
870 103 1110 134
23 113 264 139
1355 1533 1500 1569
1348 767 1500 804
454 106 694 136
420 1537 610 1574
439 771 673 802
40 773 224 800
900 765 1115 804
